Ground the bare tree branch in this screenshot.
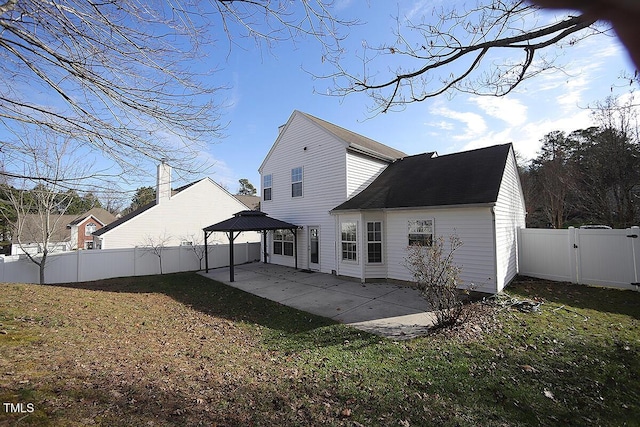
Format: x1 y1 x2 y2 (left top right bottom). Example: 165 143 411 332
320 1 609 114
0 0 348 178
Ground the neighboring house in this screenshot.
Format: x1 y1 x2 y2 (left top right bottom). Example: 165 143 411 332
67 208 116 250
234 194 260 210
259 110 526 294
93 162 260 249
11 208 116 255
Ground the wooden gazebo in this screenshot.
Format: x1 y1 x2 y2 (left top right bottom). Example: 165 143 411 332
203 210 299 282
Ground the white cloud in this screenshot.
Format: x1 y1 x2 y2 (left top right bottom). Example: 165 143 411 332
429 106 487 140
470 97 528 126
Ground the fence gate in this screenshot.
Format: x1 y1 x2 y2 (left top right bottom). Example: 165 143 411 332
518 226 640 291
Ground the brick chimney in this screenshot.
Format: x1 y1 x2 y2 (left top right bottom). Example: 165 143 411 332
156 160 171 204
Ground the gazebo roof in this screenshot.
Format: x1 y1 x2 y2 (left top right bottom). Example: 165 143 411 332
203 210 299 233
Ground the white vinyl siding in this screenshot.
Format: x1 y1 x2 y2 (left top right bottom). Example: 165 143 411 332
385 208 497 293
96 179 260 249
494 148 527 292
259 112 351 271
346 151 389 198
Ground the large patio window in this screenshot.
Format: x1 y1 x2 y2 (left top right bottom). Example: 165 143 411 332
341 221 357 261
367 221 382 263
408 219 434 246
273 229 294 256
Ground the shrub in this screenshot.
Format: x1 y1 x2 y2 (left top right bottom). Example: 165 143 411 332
404 233 468 328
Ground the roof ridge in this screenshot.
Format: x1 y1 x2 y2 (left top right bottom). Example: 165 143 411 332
299 111 407 160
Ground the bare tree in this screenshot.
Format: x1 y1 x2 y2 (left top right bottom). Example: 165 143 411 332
323 1 611 114
180 233 207 270
0 0 347 180
139 233 172 275
0 135 94 284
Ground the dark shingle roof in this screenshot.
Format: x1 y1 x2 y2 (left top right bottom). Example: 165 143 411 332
301 112 407 160
332 144 512 211
203 210 298 232
92 201 155 236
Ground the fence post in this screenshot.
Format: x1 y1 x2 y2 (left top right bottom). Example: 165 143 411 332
76 250 81 282
133 247 138 276
630 226 640 289
568 227 579 284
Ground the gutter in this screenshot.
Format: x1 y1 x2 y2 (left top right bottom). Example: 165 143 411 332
330 202 497 215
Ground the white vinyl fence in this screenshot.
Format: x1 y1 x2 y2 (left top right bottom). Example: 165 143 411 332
518 227 640 290
0 242 261 285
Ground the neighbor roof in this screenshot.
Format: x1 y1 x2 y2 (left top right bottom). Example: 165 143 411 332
233 194 260 210
92 201 155 237
67 207 116 227
12 214 76 244
332 144 512 211
300 112 407 160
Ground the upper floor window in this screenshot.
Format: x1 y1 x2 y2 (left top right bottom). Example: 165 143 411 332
408 219 433 246
85 222 97 236
291 167 303 198
367 221 382 263
263 174 272 201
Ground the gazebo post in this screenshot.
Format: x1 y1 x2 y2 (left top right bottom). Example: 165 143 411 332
293 227 298 270
204 231 209 273
228 231 236 282
262 229 268 264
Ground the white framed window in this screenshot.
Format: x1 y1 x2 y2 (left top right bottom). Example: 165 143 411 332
367 221 382 263
291 167 303 198
408 219 434 246
341 221 357 262
273 229 294 256
85 222 97 236
263 174 272 201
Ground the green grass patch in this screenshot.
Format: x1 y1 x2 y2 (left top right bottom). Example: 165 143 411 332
0 272 638 426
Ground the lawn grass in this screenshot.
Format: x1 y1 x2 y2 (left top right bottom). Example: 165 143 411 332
0 272 638 426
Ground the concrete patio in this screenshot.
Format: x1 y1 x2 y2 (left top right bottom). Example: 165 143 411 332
199 262 437 340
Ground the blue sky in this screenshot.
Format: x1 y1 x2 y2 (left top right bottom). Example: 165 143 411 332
4 1 634 202
189 1 636 195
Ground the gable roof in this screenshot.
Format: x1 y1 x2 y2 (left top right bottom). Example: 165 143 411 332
299 112 407 160
259 111 407 172
332 144 513 211
93 177 250 238
67 207 116 227
93 178 204 237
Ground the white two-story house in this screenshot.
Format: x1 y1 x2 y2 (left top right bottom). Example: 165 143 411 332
259 111 525 294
